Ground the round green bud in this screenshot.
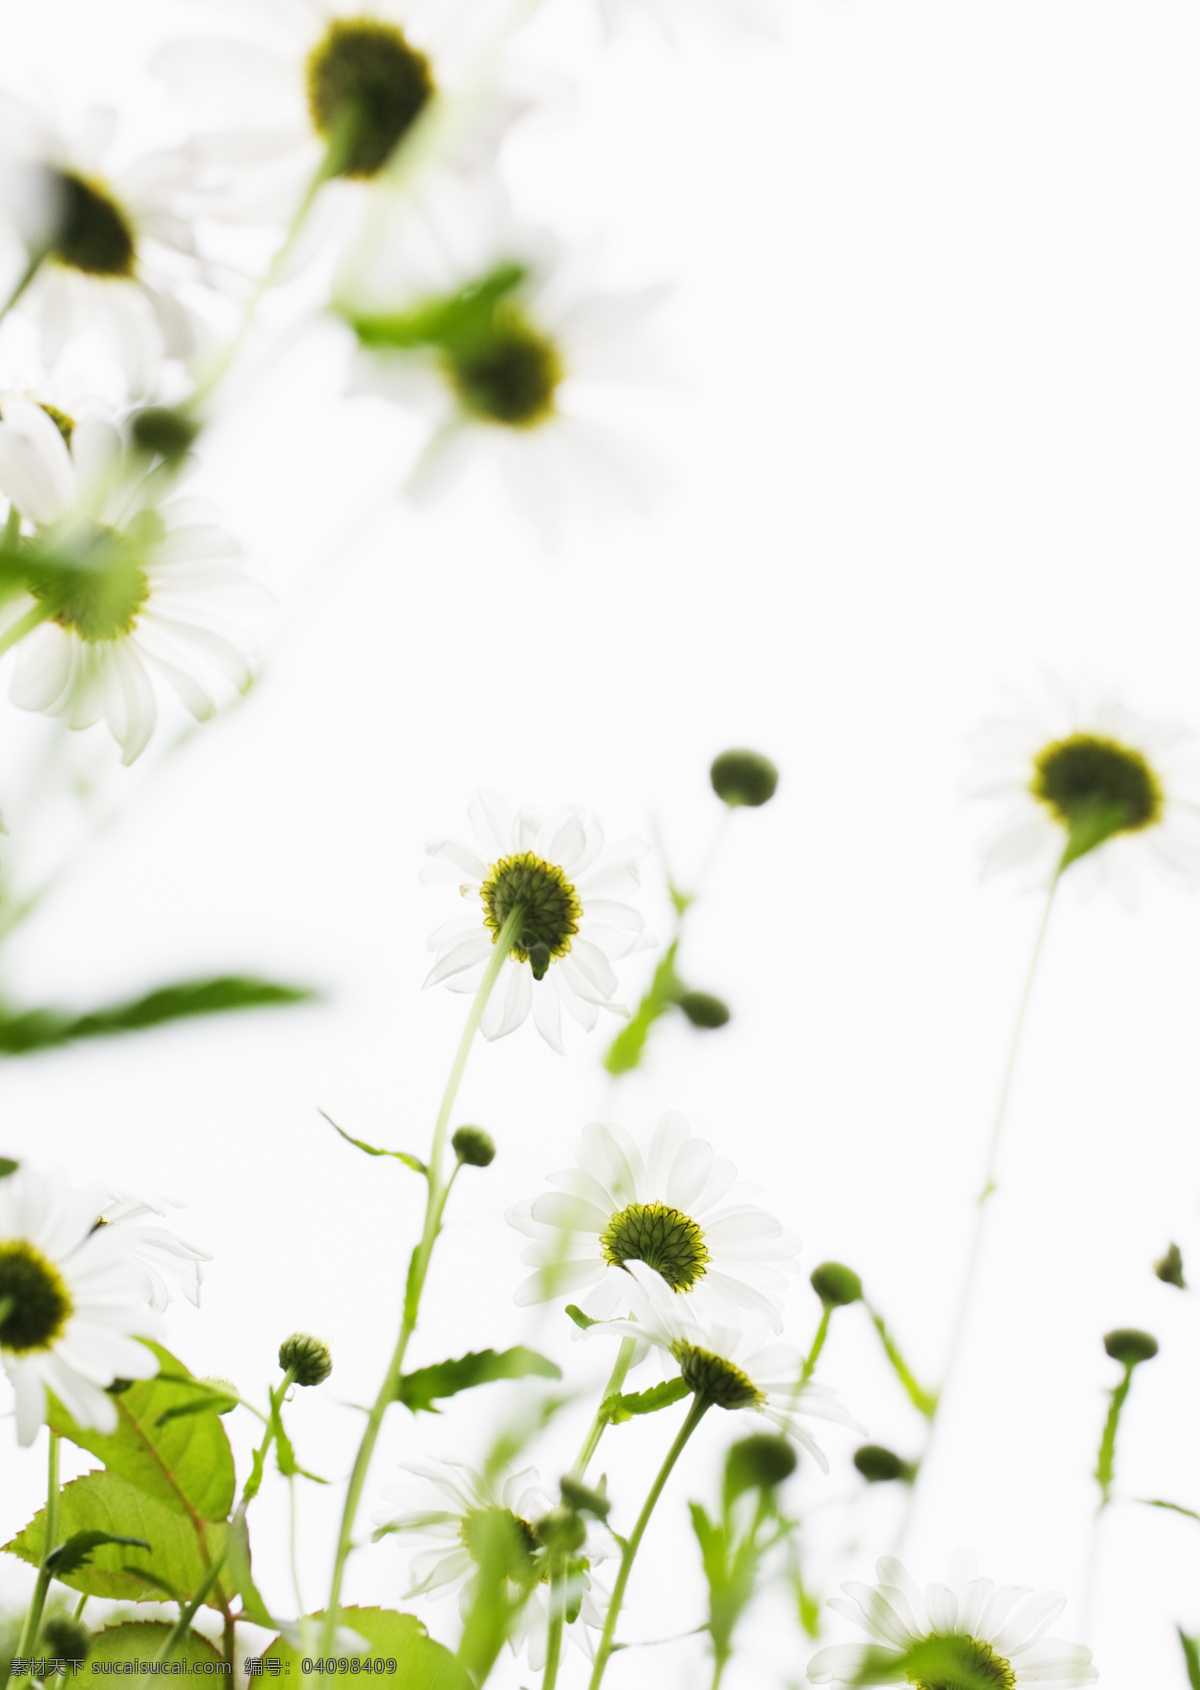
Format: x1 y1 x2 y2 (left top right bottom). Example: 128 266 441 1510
533 1507 587 1554
41 1617 91 1661
677 991 731 1030
202 1376 240 1414
452 1124 496 1168
1154 1242 1186 1290
1103 1327 1159 1367
710 749 779 809
810 1261 863 1307
853 1444 913 1484
279 1332 332 1386
725 1433 797 1497
130 406 199 464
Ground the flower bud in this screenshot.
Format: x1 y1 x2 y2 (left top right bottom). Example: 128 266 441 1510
1103 1328 1158 1367
1154 1242 1185 1289
810 1261 863 1307
534 1507 587 1554
853 1444 914 1484
710 749 779 809
41 1617 91 1662
202 1376 240 1414
452 1124 496 1167
130 406 199 464
279 1332 333 1386
677 991 731 1030
725 1433 796 1500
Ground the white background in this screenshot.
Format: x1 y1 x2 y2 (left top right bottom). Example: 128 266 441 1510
2 1 1200 1686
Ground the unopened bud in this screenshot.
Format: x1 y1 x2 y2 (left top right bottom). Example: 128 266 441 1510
41 1617 91 1662
534 1507 587 1554
452 1125 496 1168
1154 1242 1185 1289
130 406 199 464
725 1433 796 1500
853 1444 914 1484
810 1261 863 1308
279 1332 332 1386
1103 1328 1158 1368
677 991 731 1030
710 749 779 809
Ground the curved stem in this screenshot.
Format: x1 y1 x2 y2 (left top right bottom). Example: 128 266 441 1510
571 1337 637 1480
800 1307 831 1386
17 1432 60 1657
586 1396 710 1690
0 249 44 328
0 599 53 662
321 905 525 1652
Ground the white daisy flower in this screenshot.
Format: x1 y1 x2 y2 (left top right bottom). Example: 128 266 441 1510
807 1552 1098 1688
506 1110 801 1331
98 1190 211 1311
337 185 664 542
374 1459 611 1671
423 791 650 1053
0 98 204 393
0 395 258 764
0 1164 162 1446
588 1258 858 1471
970 679 1200 900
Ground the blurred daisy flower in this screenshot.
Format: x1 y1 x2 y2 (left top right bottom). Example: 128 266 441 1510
0 1163 161 1445
374 1459 611 1671
423 791 650 1052
0 395 259 764
589 1259 858 1469
0 98 204 392
336 186 664 541
507 1110 800 1329
97 1190 211 1311
807 1552 1098 1687
971 680 1200 899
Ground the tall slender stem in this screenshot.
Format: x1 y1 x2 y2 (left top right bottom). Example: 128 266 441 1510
321 905 525 1652
570 1337 637 1480
586 1396 710 1690
17 1432 60 1657
541 1562 566 1690
800 1307 831 1385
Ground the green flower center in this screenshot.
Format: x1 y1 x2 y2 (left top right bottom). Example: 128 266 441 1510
443 306 564 427
480 851 582 980
48 169 136 278
600 1201 710 1291
460 1507 546 1586
28 519 152 643
0 1239 73 1354
306 18 435 180
903 1633 1016 1690
673 1341 763 1410
1030 732 1162 835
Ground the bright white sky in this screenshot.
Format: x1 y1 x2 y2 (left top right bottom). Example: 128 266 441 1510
2 2 1200 1687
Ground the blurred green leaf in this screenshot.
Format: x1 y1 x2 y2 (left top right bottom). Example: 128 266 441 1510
46 1531 151 1575
224 1511 275 1629
320 1110 426 1174
398 1348 561 1414
602 1378 690 1425
264 1608 471 1688
0 976 316 1056
565 1305 596 1331
88 1622 222 1667
604 943 681 1076
342 264 528 356
1179 1628 1200 1690
1144 1498 1200 1523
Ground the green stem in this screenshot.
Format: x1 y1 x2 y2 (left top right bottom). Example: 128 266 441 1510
155 1542 230 1662
16 1432 60 1658
72 1595 88 1623
321 904 526 1654
586 1396 710 1690
800 1307 831 1385
0 249 44 327
867 1306 937 1419
0 599 53 661
571 1337 637 1479
242 1367 299 1507
541 1559 566 1690
1095 1365 1133 1507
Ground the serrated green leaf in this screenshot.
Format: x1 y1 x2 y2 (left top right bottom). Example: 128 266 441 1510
602 1377 690 1425
88 1622 223 1667
48 1342 235 1520
3 1471 228 1609
398 1348 561 1414
47 1531 150 1575
0 976 315 1056
264 1608 471 1689
320 1111 426 1174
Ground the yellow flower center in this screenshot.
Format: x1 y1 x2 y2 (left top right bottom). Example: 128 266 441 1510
601 1201 710 1291
0 1240 73 1354
903 1632 1017 1690
48 170 136 278
29 519 152 643
1030 732 1162 835
673 1341 763 1410
442 305 564 428
306 18 434 179
480 851 581 980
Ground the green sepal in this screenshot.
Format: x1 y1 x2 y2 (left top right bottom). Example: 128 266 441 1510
0 976 315 1056
88 1622 223 1667
398 1348 561 1413
321 1110 426 1174
46 1531 151 1575
1059 803 1128 872
602 1377 690 1425
263 1608 471 1688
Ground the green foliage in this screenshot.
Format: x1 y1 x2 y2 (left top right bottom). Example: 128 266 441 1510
604 943 680 1075
46 1531 151 1575
1178 1628 1200 1690
1144 1498 1200 1524
342 264 529 356
88 1623 222 1667
565 1304 596 1331
601 1377 690 1425
454 1511 537 1684
321 1110 426 1174
224 1510 275 1629
265 1609 471 1689
868 1310 937 1419
0 977 314 1057
398 1347 561 1413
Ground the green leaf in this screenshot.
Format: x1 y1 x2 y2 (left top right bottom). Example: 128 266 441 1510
88 1622 223 1667
1143 1498 1200 1524
264 1608 471 1689
320 1110 426 1174
398 1348 561 1414
868 1311 938 1420
1179 1628 1200 1690
224 1511 275 1629
565 1305 597 1331
3 1471 228 1608
0 976 315 1056
341 264 529 356
602 1378 690 1425
48 1342 236 1520
604 944 680 1076
47 1531 151 1575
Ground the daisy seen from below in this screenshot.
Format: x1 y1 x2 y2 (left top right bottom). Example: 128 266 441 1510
0 98 204 392
0 1163 161 1446
98 1190 211 1311
971 679 1200 900
337 184 664 541
423 791 649 1052
374 1459 611 1670
589 1258 858 1470
507 1109 801 1330
0 395 258 764
807 1552 1098 1688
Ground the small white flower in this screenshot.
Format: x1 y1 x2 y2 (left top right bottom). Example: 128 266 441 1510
0 1164 161 1445
588 1259 858 1471
807 1552 1098 1688
98 1191 211 1311
374 1459 611 1671
970 678 1200 901
507 1110 800 1331
0 396 258 764
0 98 204 392
423 791 650 1052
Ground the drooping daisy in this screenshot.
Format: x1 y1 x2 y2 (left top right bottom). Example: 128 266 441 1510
0 98 204 392
588 1259 858 1470
423 791 650 1052
970 679 1200 900
374 1459 611 1670
807 1553 1098 1688
337 184 664 541
0 395 258 763
97 1191 211 1311
0 1164 162 1445
507 1110 801 1330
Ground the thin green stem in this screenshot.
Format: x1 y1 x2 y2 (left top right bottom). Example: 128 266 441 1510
571 1337 637 1479
867 1306 937 1419
800 1307 831 1385
155 1543 230 1662
321 905 525 1653
1095 1365 1133 1508
72 1594 88 1623
17 1433 60 1658
541 1560 566 1690
0 599 53 661
0 249 45 328
587 1396 710 1690
288 1475 305 1621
